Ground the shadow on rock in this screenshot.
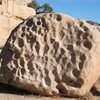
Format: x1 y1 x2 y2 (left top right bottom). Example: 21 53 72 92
0 83 37 96
91 87 100 96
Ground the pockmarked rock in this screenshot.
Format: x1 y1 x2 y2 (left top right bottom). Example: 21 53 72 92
0 13 100 97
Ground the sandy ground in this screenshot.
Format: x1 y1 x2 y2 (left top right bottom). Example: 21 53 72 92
0 84 100 100
0 93 100 100
0 93 79 100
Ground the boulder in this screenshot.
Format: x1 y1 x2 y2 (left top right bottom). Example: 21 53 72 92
0 2 36 20
0 0 36 48
0 13 100 97
0 15 22 47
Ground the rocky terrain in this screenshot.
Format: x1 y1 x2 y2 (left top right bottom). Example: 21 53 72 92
0 0 100 100
0 13 100 99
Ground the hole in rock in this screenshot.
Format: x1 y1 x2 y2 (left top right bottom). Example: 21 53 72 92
0 1 2 5
71 52 76 64
26 19 33 27
50 38 55 43
77 30 83 40
45 76 51 86
62 57 67 65
67 45 73 52
67 63 71 68
44 34 47 42
76 41 80 46
18 38 24 48
44 44 49 54
21 68 26 75
21 32 25 37
41 17 49 31
83 26 89 31
14 49 20 59
60 48 65 55
37 21 41 26
27 27 30 32
79 61 84 70
53 41 59 52
75 78 84 86
22 26 25 32
56 84 68 94
73 69 80 78
31 22 37 32
80 54 86 62
20 58 24 67
56 14 62 21
35 41 40 54
82 33 88 39
27 61 34 71
12 68 16 73
83 40 92 50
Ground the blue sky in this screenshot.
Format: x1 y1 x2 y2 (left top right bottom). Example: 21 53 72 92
36 0 100 23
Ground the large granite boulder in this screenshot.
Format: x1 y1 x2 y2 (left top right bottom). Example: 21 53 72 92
0 13 100 97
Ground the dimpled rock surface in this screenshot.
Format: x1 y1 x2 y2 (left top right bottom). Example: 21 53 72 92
0 13 100 97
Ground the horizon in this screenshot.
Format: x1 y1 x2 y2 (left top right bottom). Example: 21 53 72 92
36 0 100 23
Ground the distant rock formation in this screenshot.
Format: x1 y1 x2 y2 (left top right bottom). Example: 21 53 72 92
0 13 100 97
0 0 36 47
